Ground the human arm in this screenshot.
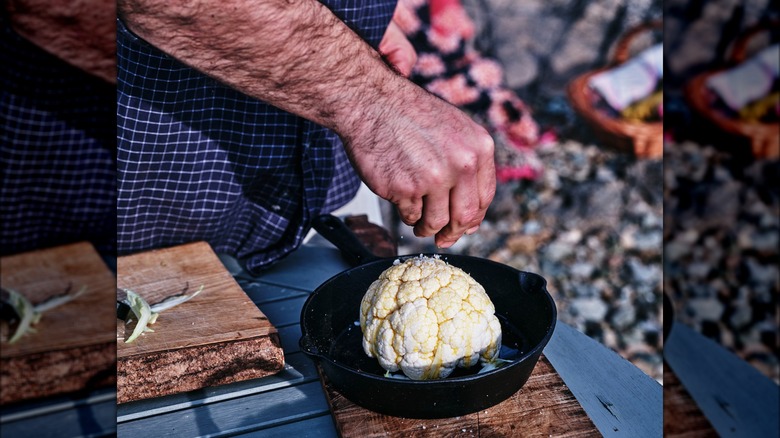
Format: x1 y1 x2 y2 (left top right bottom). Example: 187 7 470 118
6 0 116 83
118 0 495 247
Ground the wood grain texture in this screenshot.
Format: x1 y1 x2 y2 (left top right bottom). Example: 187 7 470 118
324 355 599 437
0 242 116 404
663 363 717 437
116 241 284 404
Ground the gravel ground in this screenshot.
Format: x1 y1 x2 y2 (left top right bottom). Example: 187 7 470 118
664 141 779 384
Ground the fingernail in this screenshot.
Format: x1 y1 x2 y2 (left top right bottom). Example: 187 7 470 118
465 226 480 235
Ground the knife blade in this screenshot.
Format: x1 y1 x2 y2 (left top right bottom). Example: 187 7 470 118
664 321 779 437
544 322 663 436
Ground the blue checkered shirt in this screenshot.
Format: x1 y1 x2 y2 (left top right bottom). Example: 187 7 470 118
117 1 396 273
1 17 117 257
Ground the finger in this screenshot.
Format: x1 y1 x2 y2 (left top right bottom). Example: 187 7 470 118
475 135 497 211
435 172 480 248
413 190 450 239
396 197 423 226
381 22 416 77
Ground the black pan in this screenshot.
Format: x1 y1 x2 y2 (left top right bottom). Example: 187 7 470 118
299 214 557 418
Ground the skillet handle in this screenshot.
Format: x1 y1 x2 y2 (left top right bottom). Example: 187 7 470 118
312 214 382 267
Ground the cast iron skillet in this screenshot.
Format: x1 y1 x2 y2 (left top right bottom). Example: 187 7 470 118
299 214 557 418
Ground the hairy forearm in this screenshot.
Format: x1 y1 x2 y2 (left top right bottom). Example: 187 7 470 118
7 0 117 83
118 0 409 136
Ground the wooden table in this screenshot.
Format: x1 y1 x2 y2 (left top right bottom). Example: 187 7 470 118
0 242 664 436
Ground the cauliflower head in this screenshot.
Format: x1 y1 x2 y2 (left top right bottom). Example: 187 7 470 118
359 256 502 380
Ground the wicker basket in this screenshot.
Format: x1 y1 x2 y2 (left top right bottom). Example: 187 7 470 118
684 20 779 159
567 21 663 159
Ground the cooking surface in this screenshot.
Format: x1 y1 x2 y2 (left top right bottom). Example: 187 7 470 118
322 354 597 437
2 243 663 436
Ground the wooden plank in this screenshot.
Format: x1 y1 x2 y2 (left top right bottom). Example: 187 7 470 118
237 246 350 290
117 381 330 438
234 414 337 437
0 386 115 422
0 242 116 404
238 279 310 305
256 296 310 328
663 364 716 437
0 388 116 438
116 241 284 404
276 323 303 354
324 355 598 437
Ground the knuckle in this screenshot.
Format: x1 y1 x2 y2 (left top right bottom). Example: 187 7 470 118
400 216 417 226
476 130 495 154
428 217 449 231
425 167 445 186
401 209 421 223
458 152 478 174
438 228 461 243
463 209 483 226
422 212 448 232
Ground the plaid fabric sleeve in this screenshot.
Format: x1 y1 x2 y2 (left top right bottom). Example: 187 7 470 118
0 18 117 257
117 2 395 274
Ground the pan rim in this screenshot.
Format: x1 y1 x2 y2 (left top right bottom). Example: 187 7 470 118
300 253 558 384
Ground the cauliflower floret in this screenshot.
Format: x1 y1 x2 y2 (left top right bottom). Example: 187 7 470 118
360 256 502 380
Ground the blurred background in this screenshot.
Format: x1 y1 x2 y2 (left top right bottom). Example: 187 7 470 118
384 0 779 388
387 0 666 382
664 0 778 384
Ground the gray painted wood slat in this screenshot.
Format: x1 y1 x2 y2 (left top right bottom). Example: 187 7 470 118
277 323 303 354
232 414 338 437
0 393 116 438
545 322 662 437
238 279 310 305
231 246 350 291
256 296 310 328
117 381 330 437
0 387 115 422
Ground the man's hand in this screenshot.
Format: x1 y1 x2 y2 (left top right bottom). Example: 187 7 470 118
119 0 495 248
339 82 495 248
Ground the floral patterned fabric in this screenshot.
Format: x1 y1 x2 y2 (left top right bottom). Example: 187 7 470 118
397 0 543 182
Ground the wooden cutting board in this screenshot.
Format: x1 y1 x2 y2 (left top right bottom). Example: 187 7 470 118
0 242 116 405
662 362 716 436
116 241 284 404
322 354 599 437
